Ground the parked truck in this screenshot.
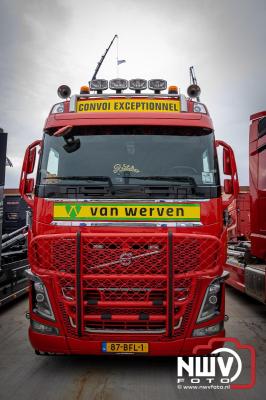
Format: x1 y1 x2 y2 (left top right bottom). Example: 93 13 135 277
226 111 266 304
0 128 29 306
20 78 239 355
3 190 30 235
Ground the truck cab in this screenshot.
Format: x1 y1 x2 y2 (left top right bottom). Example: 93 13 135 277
249 111 266 260
20 78 238 355
226 111 266 303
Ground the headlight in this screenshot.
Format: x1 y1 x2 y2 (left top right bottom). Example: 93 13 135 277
32 280 55 321
197 279 222 322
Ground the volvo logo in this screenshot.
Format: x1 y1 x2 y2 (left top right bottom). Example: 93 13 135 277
120 252 133 266
97 249 161 268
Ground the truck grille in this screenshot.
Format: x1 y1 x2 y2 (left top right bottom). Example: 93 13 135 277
30 232 222 336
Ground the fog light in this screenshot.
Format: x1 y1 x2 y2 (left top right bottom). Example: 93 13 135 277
31 320 59 335
193 322 223 337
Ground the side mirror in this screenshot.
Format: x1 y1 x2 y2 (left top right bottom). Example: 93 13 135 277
25 178 34 194
20 140 42 207
27 147 36 174
216 139 239 209
223 147 232 175
224 179 233 194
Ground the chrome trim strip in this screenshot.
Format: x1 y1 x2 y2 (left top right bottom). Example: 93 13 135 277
51 221 203 228
180 94 188 112
69 95 77 112
69 316 183 334
97 250 161 269
24 269 41 283
46 198 210 203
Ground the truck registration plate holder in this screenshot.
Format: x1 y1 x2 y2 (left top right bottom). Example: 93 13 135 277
102 342 149 353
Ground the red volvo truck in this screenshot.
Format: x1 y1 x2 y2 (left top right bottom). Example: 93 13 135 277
226 111 266 303
20 78 238 355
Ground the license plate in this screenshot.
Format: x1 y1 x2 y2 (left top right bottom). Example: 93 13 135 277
102 342 149 353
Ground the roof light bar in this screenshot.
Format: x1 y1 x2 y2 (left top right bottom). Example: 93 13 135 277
90 79 108 94
148 79 167 94
109 78 128 93
129 79 147 93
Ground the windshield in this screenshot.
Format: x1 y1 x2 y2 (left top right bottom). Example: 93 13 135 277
38 126 220 198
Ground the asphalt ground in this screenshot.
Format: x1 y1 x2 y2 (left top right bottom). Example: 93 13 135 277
0 286 265 400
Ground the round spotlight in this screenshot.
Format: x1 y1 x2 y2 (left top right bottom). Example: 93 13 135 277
57 85 71 99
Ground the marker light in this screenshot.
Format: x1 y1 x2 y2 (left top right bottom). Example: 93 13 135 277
80 85 90 94
129 79 147 93
57 85 71 99
168 85 178 94
148 79 167 93
109 78 128 93
90 79 108 93
51 102 65 114
193 102 207 114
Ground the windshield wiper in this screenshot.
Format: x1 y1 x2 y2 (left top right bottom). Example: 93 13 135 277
45 175 114 189
123 176 197 186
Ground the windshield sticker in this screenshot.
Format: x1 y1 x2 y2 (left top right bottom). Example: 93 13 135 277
113 164 140 174
53 203 200 222
202 172 214 184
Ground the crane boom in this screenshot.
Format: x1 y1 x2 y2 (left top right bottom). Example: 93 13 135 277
91 35 118 82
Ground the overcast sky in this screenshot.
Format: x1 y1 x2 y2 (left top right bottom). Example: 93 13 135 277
1 0 266 187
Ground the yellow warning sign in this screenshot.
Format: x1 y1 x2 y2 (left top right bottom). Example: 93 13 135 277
76 98 180 113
